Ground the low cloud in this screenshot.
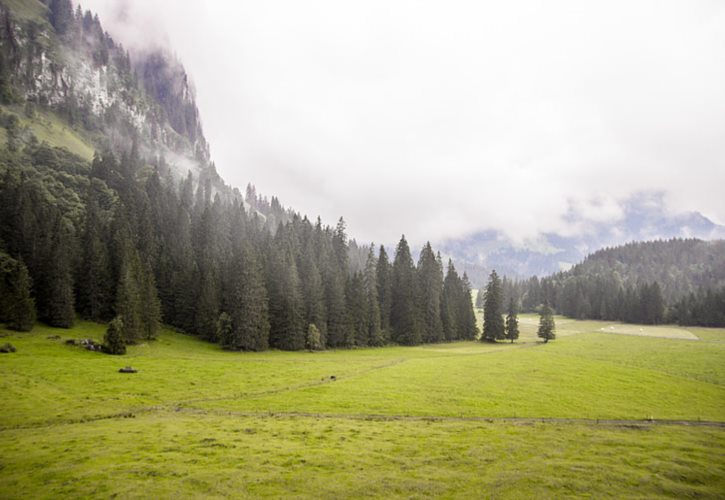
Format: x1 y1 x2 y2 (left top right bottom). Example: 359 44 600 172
83 0 725 246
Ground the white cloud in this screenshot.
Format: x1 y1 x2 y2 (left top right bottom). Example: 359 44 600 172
83 0 725 245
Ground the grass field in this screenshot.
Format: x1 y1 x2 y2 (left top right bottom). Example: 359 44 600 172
1 316 723 498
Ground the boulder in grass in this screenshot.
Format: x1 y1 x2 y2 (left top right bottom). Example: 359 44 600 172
118 366 137 373
0 343 16 353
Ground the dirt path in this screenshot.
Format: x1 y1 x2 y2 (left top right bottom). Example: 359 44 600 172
3 405 723 431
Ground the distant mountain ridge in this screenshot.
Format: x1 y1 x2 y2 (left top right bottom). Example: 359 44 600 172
437 195 725 286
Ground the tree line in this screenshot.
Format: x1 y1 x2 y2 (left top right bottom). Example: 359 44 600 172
476 239 725 327
0 142 479 350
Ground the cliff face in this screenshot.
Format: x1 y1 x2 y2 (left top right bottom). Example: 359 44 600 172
0 0 209 174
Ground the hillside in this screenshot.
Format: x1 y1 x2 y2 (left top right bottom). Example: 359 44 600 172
513 239 725 326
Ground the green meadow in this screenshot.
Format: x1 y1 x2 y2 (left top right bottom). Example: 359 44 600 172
1 315 723 498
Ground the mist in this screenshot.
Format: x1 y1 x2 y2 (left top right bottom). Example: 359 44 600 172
82 0 725 246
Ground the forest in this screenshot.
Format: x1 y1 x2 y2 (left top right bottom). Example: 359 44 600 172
0 142 478 350
479 239 725 327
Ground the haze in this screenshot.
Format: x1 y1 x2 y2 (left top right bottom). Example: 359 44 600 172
83 0 725 246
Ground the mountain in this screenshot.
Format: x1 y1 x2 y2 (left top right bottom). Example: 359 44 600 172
438 194 725 286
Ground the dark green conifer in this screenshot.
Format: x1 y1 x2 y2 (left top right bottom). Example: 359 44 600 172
441 260 460 341
363 247 384 346
505 297 519 343
459 273 479 340
537 303 556 343
417 243 443 343
376 245 392 338
0 252 36 331
226 243 270 351
103 316 126 355
482 270 505 342
391 235 420 345
216 312 234 349
305 323 323 351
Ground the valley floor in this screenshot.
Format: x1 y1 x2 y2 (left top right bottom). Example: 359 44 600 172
1 315 723 498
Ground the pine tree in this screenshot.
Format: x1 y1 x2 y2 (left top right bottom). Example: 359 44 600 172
391 235 420 345
216 312 233 349
76 191 112 322
0 253 36 332
376 245 392 337
305 323 323 351
537 303 556 343
505 297 519 343
459 273 479 340
139 260 161 340
299 241 327 346
43 221 75 328
103 316 126 355
363 247 383 346
267 245 304 351
417 242 444 343
441 260 460 341
195 264 220 341
115 259 142 344
346 272 368 347
482 270 505 342
225 243 270 351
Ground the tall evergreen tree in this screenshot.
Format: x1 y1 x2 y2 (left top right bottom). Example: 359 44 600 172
417 242 444 343
194 263 220 341
482 270 505 342
0 252 35 332
267 246 305 351
459 273 479 340
441 260 460 341
76 191 112 321
346 271 368 347
537 303 556 343
363 247 384 346
391 235 420 345
139 260 161 340
376 245 392 337
225 243 270 351
42 221 75 328
505 297 519 343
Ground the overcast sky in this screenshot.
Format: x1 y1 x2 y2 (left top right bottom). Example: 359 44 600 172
83 0 725 246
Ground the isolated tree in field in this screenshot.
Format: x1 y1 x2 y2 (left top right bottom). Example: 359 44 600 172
391 235 420 345
482 270 505 342
537 303 556 343
505 297 519 343
103 316 126 355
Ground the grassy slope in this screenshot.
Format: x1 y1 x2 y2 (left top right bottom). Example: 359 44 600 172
0 317 723 498
0 0 48 22
4 106 96 161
